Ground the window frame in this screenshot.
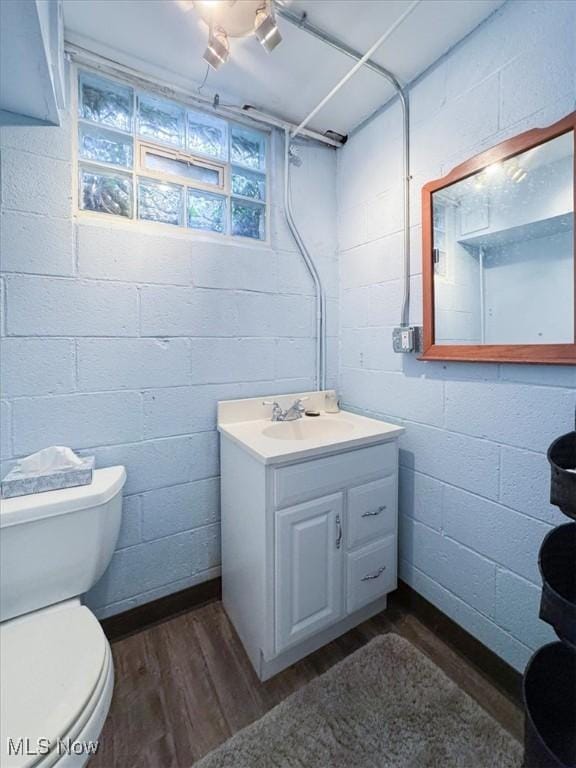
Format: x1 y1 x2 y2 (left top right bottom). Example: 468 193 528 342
137 142 227 192
73 64 271 244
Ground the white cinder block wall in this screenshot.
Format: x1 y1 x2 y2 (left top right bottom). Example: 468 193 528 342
337 0 576 671
0 110 339 618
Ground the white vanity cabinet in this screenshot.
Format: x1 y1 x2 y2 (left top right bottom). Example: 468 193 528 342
218 392 404 681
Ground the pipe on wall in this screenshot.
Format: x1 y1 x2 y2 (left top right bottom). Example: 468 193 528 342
65 43 343 149
276 2 413 328
283 128 326 390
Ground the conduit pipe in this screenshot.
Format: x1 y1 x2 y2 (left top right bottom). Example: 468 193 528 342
65 43 343 149
277 1 414 327
290 0 419 143
284 129 326 389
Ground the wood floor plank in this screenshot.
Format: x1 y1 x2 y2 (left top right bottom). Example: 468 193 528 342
257 656 317 711
92 629 165 767
95 600 523 767
190 602 267 734
146 617 231 765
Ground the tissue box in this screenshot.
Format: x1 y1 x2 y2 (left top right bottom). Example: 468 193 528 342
1 456 95 498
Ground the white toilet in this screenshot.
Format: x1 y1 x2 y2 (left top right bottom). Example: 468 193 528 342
0 466 126 768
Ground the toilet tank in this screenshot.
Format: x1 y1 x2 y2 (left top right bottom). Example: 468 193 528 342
0 466 126 622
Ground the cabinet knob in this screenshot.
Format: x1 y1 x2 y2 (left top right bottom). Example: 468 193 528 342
335 514 342 549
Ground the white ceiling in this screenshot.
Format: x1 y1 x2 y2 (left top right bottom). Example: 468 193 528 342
63 0 504 136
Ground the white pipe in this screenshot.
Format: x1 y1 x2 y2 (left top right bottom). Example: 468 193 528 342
65 43 343 148
281 3 413 328
291 0 420 139
241 104 341 147
284 129 326 390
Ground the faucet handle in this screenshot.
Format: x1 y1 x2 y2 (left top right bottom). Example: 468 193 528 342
263 400 285 422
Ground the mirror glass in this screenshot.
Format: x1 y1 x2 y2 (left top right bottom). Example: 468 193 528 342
432 131 574 345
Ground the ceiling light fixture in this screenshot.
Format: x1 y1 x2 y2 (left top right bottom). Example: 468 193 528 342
203 23 230 69
484 162 502 177
254 1 282 52
193 0 282 69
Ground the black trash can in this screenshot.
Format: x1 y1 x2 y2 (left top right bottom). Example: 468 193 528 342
548 431 576 520
523 642 576 768
539 523 576 649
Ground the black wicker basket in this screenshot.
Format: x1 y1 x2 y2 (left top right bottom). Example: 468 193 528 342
523 642 576 768
539 523 576 650
548 431 576 520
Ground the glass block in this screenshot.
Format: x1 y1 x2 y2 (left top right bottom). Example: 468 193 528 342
79 124 133 168
231 199 265 240
143 150 220 186
138 95 185 147
187 110 228 160
230 126 266 170
231 166 265 201
138 178 183 226
80 167 133 218
187 189 226 233
79 73 133 132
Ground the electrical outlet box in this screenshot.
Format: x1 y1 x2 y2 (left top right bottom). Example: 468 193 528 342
392 326 423 353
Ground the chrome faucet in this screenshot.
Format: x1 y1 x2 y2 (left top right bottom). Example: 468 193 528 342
263 398 308 422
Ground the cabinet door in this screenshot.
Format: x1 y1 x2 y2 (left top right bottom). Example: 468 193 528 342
275 493 344 652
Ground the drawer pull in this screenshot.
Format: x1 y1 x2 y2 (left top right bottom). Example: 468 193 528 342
335 514 343 549
361 565 386 581
361 505 386 518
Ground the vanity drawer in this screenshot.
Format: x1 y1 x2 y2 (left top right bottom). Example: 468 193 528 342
346 536 397 613
347 476 397 549
273 442 397 509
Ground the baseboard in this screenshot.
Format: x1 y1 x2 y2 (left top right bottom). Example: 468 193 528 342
390 581 523 705
100 576 523 706
100 577 221 641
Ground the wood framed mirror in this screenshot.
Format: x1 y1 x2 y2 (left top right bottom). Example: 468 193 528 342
421 112 576 365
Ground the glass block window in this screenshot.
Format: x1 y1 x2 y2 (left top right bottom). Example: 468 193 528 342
231 126 266 170
137 95 185 147
80 168 133 218
138 179 184 226
231 199 265 239
79 124 133 167
187 110 228 160
231 167 265 201
187 189 226 233
76 69 268 240
79 73 133 132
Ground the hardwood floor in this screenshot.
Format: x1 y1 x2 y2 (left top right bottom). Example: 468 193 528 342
92 600 523 767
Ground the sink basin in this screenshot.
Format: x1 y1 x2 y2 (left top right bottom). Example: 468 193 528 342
262 418 356 442
218 393 405 464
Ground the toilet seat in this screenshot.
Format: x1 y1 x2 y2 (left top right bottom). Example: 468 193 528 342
33 644 113 768
1 604 112 768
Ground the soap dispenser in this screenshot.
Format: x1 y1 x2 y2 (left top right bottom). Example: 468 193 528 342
325 391 340 414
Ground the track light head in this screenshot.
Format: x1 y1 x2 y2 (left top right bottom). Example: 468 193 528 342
254 3 282 52
203 25 230 69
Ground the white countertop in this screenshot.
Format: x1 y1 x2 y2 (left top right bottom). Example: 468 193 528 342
217 392 404 465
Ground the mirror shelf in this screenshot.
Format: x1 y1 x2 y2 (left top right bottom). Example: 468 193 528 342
421 112 576 365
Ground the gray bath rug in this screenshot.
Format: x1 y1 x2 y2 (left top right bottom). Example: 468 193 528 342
195 633 523 768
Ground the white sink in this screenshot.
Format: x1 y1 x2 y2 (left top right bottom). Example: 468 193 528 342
217 392 405 465
262 418 355 442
